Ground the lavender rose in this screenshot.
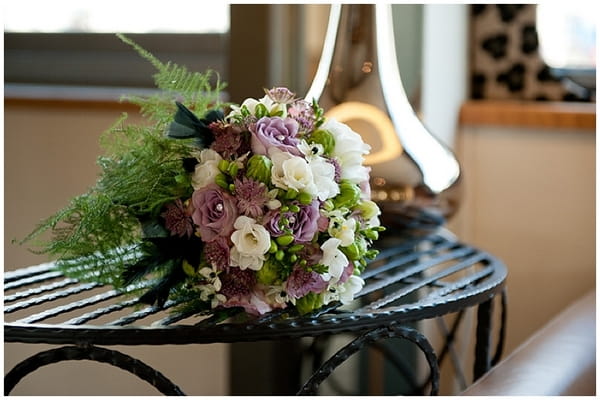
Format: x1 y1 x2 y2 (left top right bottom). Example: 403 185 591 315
250 116 301 156
264 200 319 243
192 184 238 242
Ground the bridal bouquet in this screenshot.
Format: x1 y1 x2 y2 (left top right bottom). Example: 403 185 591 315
22 35 383 317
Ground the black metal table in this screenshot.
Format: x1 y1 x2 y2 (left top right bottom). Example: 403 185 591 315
4 229 507 395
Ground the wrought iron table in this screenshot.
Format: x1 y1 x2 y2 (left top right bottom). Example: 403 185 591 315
4 229 507 395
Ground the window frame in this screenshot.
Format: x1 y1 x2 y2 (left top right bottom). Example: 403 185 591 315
5 32 228 88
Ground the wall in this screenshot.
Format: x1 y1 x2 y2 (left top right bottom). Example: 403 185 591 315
4 101 229 395
450 113 595 356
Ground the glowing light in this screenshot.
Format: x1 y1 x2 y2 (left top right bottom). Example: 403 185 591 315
325 102 403 165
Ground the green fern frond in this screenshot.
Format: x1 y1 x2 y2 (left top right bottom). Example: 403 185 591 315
117 33 227 124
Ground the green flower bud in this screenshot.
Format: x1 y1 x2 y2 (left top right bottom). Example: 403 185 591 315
218 159 230 173
295 292 323 315
285 189 298 200
246 154 272 184
365 249 379 260
288 254 298 263
323 199 335 211
227 162 239 177
269 240 278 254
214 173 229 190
333 181 361 209
289 244 304 253
276 234 294 246
255 103 268 118
256 258 279 285
275 250 285 261
298 192 313 205
363 228 379 241
182 260 196 277
356 200 380 220
289 204 300 213
309 129 335 155
342 243 361 261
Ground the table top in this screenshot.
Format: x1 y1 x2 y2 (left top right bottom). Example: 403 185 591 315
4 230 507 346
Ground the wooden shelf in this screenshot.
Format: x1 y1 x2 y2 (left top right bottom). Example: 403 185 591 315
459 100 596 131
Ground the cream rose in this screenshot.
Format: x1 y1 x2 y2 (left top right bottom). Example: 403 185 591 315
269 148 316 196
230 216 271 271
192 149 223 190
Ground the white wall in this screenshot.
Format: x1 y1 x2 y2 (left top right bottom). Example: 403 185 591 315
4 103 230 396
421 4 468 148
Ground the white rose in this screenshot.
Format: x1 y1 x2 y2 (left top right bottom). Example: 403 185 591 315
269 148 316 196
319 238 348 284
191 149 223 190
230 248 264 271
308 156 339 201
231 216 271 256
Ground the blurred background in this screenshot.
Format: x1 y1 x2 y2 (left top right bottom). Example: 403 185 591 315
4 3 596 395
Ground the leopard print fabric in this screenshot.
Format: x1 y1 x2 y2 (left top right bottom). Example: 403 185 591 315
470 4 592 102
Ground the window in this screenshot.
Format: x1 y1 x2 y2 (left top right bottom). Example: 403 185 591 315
4 1 229 33
4 2 230 88
536 3 596 91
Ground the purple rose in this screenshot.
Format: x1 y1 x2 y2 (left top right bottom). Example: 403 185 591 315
286 267 328 299
192 184 238 242
264 201 319 243
250 116 301 156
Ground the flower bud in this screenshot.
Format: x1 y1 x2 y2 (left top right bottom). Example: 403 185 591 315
333 181 361 209
356 200 380 220
256 258 279 285
276 234 295 246
246 154 272 184
309 129 335 155
218 159 230 173
296 292 323 315
182 260 196 277
298 192 313 205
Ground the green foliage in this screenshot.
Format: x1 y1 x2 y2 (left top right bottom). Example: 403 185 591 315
117 33 227 125
19 35 225 286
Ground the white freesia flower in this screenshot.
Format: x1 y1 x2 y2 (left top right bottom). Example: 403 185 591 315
319 238 348 284
230 216 271 270
298 140 324 159
266 285 293 305
308 156 339 201
266 189 282 210
227 95 286 119
192 149 223 190
322 275 365 305
199 285 226 308
269 148 317 196
322 118 371 184
199 266 222 291
328 216 356 247
338 275 365 304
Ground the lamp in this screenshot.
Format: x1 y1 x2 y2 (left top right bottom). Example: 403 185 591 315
306 4 461 230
